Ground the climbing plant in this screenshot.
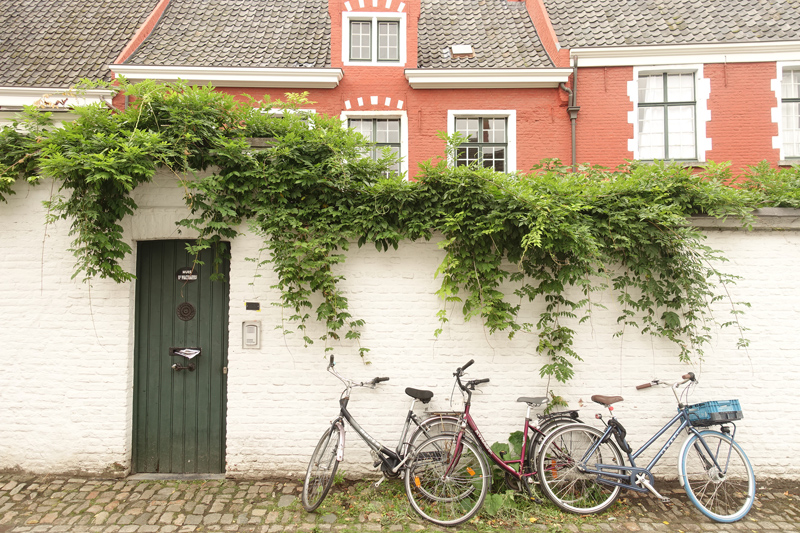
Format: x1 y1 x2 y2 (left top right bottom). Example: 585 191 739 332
0 80 757 380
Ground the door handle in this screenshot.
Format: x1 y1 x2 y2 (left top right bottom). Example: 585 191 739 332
171 362 196 371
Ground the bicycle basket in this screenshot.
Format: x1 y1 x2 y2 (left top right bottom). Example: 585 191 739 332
686 399 743 426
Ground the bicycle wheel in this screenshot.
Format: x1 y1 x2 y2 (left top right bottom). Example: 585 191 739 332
405 434 490 526
301 424 341 512
537 424 623 514
679 430 755 522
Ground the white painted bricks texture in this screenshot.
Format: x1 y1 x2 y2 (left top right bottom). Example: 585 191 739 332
1 172 798 480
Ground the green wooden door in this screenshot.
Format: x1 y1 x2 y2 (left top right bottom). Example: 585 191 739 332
132 240 229 474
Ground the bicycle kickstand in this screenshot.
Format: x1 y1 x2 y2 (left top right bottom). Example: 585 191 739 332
635 473 672 505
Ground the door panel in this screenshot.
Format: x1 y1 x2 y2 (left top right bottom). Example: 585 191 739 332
133 240 229 473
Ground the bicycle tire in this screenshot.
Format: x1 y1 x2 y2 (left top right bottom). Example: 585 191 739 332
537 424 623 514
405 433 490 526
679 430 755 522
525 413 583 475
301 424 341 512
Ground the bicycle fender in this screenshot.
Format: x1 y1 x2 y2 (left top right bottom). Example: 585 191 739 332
677 429 710 487
335 419 346 462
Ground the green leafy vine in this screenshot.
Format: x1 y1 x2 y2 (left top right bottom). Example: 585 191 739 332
0 80 762 380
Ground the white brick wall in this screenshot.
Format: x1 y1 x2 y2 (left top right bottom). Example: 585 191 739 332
1 172 798 480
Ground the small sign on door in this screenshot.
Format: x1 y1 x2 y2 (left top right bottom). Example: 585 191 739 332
176 267 198 282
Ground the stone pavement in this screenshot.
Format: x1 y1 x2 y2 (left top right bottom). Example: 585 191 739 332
0 473 797 532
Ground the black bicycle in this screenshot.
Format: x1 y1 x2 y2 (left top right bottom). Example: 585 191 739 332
301 355 461 511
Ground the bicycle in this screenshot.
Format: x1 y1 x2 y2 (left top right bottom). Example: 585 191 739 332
404 359 582 526
536 372 755 523
301 355 461 512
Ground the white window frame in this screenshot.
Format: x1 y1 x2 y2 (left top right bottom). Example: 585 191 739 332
773 62 800 162
341 110 408 176
447 110 517 172
628 65 711 162
341 12 407 66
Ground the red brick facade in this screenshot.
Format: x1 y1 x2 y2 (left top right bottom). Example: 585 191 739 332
111 0 797 177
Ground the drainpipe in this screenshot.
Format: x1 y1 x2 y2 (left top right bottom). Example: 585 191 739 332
559 57 580 171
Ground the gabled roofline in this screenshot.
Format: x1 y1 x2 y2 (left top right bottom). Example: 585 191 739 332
114 0 173 65
109 65 344 88
570 41 800 67
404 68 572 89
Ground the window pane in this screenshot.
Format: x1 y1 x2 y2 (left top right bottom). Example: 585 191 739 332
482 146 505 172
638 75 664 103
667 73 694 102
638 106 665 160
782 102 800 157
455 146 480 167
378 21 399 61
482 118 506 143
782 69 800 99
350 21 371 60
667 105 696 159
386 145 401 172
349 118 372 140
375 119 400 143
455 118 479 142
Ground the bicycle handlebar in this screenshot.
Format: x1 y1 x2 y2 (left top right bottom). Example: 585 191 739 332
466 378 489 390
636 372 697 390
371 377 390 385
456 359 474 376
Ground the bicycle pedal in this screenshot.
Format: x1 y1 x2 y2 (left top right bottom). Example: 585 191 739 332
660 497 672 505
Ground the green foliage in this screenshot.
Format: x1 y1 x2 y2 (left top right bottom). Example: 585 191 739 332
738 160 800 208
0 79 759 378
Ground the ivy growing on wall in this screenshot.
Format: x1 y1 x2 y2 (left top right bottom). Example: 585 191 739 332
0 80 760 381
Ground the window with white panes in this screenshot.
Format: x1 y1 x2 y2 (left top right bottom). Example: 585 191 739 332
348 118 402 174
454 117 507 172
348 19 400 62
781 68 800 159
637 73 697 160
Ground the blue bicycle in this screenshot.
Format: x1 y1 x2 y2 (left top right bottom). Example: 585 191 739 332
536 372 755 523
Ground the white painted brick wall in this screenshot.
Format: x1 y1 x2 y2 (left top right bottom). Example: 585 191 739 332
1 172 798 480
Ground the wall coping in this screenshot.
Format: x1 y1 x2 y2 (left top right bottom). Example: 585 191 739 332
691 208 800 230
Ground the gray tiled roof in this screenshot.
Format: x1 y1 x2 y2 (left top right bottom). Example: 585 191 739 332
0 0 160 87
418 0 554 68
125 0 331 68
545 0 800 48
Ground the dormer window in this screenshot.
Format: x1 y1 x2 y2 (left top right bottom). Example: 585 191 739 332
342 12 407 66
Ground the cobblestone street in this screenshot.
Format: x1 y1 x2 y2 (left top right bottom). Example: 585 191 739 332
1 474 797 532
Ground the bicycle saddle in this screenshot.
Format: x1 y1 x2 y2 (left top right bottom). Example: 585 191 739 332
405 387 434 404
517 396 548 406
591 395 623 406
